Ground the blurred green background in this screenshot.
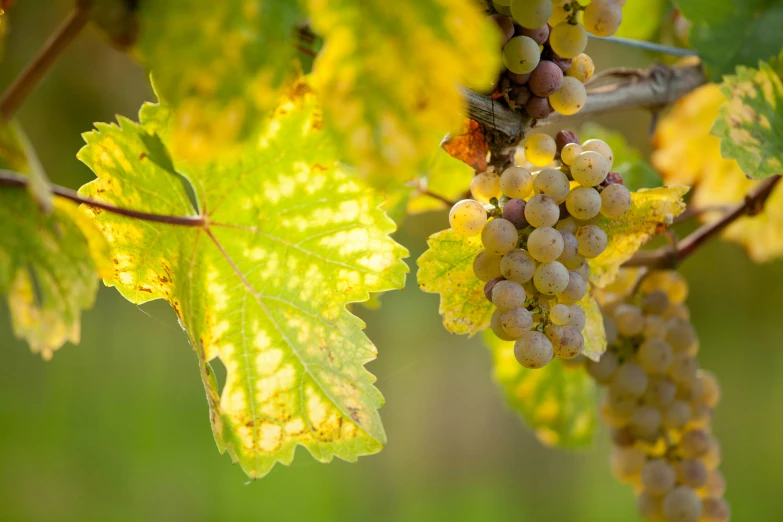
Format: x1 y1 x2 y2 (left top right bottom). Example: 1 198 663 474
2 2 782 521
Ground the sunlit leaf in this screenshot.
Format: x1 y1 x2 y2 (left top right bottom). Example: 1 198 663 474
441 119 490 172
484 332 597 448
589 186 689 287
77 85 409 478
579 293 606 361
417 229 491 336
408 149 473 214
615 0 668 41
307 0 501 184
712 61 783 180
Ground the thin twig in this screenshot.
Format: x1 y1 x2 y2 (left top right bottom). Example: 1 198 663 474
420 189 456 206
587 34 698 57
672 204 733 225
0 170 205 227
0 6 89 120
623 175 782 269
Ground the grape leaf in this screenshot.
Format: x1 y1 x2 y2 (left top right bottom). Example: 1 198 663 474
674 0 783 80
417 229 492 336
615 0 667 41
712 61 783 180
307 0 501 184
441 119 490 172
654 84 783 262
77 86 409 478
579 123 662 192
589 186 689 287
579 293 606 361
484 332 596 448
408 149 473 214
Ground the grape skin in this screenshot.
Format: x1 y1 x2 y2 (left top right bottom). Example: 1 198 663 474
502 198 528 229
510 0 553 29
533 168 570 202
560 143 582 165
701 497 730 522
500 249 537 284
501 307 534 338
527 226 565 262
549 22 588 59
500 166 534 198
550 303 571 325
662 486 702 522
583 0 623 37
575 224 608 258
529 60 564 97
637 338 674 374
482 218 518 255
556 270 587 304
533 261 570 295
549 76 587 115
556 326 583 359
491 309 516 341
572 151 610 186
473 250 503 282
612 362 648 396
558 231 579 262
524 134 557 167
610 446 646 483
566 53 595 82
525 194 560 228
470 171 502 203
492 280 527 312
526 96 553 119
676 459 708 488
514 331 554 368
581 138 615 168
566 187 603 220
567 304 586 330
502 35 541 75
629 405 661 440
448 199 487 236
641 459 676 496
600 183 632 218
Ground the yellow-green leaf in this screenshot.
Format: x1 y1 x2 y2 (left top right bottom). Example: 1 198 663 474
417 229 492 336
307 0 501 184
408 149 473 214
77 86 409 479
712 60 783 180
615 0 667 41
589 186 689 287
484 332 597 448
579 293 606 361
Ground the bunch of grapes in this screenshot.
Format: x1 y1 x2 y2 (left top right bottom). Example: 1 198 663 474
448 130 631 369
587 270 730 522
485 0 624 118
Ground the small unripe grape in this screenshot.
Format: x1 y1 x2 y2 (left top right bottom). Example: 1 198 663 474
566 53 595 82
560 143 582 165
587 350 618 382
630 405 662 440
663 400 691 429
662 486 702 522
572 151 610 186
638 338 674 374
644 377 676 408
641 459 676 496
491 309 516 341
614 304 645 336
525 194 560 228
510 0 553 29
556 270 587 304
676 459 708 489
492 280 527 312
583 0 623 37
514 331 554 368
482 218 518 255
502 198 529 229
470 172 502 203
610 446 646 484
549 76 586 115
500 249 537 284
489 14 515 45
533 261 570 295
528 226 565 262
473 250 503 281
575 224 608 258
520 24 550 45
558 231 579 262
600 183 632 218
555 326 583 359
500 166 534 198
612 362 648 396
701 497 730 522
501 307 534 338
533 168 570 202
549 22 588 58
529 60 564 97
567 304 586 330
581 138 615 167
567 187 603 220
502 35 541 75
524 134 557 167
525 96 553 119
550 303 571 325
449 199 487 236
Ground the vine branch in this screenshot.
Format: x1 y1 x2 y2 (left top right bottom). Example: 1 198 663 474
0 5 89 120
623 175 783 269
0 170 205 226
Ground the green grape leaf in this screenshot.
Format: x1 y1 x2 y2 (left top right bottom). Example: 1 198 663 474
484 332 596 448
579 123 662 192
615 0 667 41
674 0 783 80
307 0 501 184
579 293 606 361
417 229 492 336
712 61 783 180
408 149 473 214
589 186 689 287
77 86 409 479
134 0 307 161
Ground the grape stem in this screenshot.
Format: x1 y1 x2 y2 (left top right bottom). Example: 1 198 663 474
0 5 89 120
586 35 699 57
623 174 783 269
0 170 206 227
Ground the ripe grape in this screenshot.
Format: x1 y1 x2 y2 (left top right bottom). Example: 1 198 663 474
701 497 730 522
641 460 676 496
676 459 708 488
566 187 602 220
555 217 578 234
637 338 674 374
500 249 537 284
612 362 648 396
491 309 516 341
508 70 532 84
514 331 554 368
492 280 527 312
614 304 645 336
503 35 541 75
583 0 623 37
524 134 557 167
662 486 702 522
489 13 515 45
501 307 534 338
575 224 608 258
640 270 689 304
560 143 582 165
669 352 698 384
500 166 534 198
641 290 670 315
470 171 502 203
549 76 586 115
527 226 565 262
482 218 518 255
550 303 571 325
705 470 726 497
581 138 615 167
556 270 587 304
600 183 632 218
567 304 586 330
663 400 691 429
545 323 563 344
699 370 721 408
629 405 661 440
502 198 529 229
525 96 553 119
566 53 595 82
666 318 697 352
533 168 571 202
473 250 503 281
644 377 676 408
556 326 584 359
610 446 646 483
484 276 505 302
558 231 579 262
525 194 560 227
549 22 588 59
572 151 610 186
449 199 487 236
529 61 564 97
637 491 664 521
510 0 553 29
533 261 570 295
643 315 667 339
520 24 550 45
680 430 710 459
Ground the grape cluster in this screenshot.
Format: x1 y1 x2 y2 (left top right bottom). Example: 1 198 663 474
486 0 624 118
448 130 631 369
588 271 730 522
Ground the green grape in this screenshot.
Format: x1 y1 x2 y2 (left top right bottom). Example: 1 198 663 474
556 270 587 304
662 487 702 522
629 405 661 440
566 53 595 82
503 35 541 75
641 459 676 496
572 151 610 186
643 377 676 408
525 194 560 228
524 134 557 167
549 76 587 115
575 224 608 258
613 304 645 336
637 338 674 374
567 304 586 330
676 459 708 489
500 249 537 284
533 261 570 295
637 491 664 521
500 166 534 198
533 168 570 202
501 307 534 338
566 187 602 220
701 497 730 522
473 250 503 281
470 171 502 203
514 331 555 369
493 0 511 6
549 22 588 59
583 0 623 37
560 142 582 165
555 326 583 359
555 216 578 233
527 226 564 262
581 138 615 167
449 199 488 237
600 183 632 218
558 231 578 262
482 218 518 255
491 309 516 341
611 362 648 396
610 446 646 484
550 303 571 325
510 0 553 29
662 400 690 429
492 280 527 312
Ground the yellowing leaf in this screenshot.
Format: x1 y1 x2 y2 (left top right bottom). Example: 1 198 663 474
417 229 492 336
712 61 783 180
653 84 783 262
615 0 667 41
307 0 501 184
77 86 409 478
589 186 689 287
408 149 473 214
484 332 597 448
579 293 606 361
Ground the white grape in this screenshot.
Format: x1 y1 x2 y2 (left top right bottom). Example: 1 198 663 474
643 315 668 339
560 143 582 165
669 352 698 384
572 151 610 186
600 183 632 218
566 53 595 83
533 168 570 202
555 326 583 359
609 446 646 484
492 280 527 312
637 338 674 374
470 171 502 203
482 218 518 255
680 430 710 459
666 318 697 352
549 22 588 59
500 166 534 198
501 307 534 338
544 323 563 344
558 231 579 262
566 187 602 220
629 405 661 440
583 0 623 37
698 370 721 408
473 250 503 281
581 138 615 168
556 270 587 304
525 194 560 228
676 459 708 489
642 290 670 315
613 304 645 336
448 199 487 236
662 486 702 522
500 249 537 284
555 217 577 234
644 377 676 408
510 0 553 29
611 362 648 396
567 304 586 330
641 459 676 496
533 261 570 295
524 134 557 167
549 76 586 115
587 350 618 383
550 303 571 326
514 331 554 368
502 35 541 75
527 226 565 262
491 309 516 341
701 497 730 522
637 491 664 521
662 400 691 429
705 470 726 497
575 224 608 258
